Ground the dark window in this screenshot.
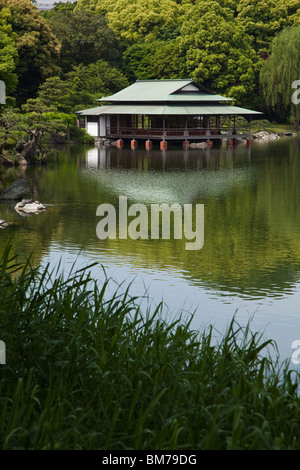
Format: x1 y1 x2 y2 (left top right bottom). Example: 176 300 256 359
87 116 99 123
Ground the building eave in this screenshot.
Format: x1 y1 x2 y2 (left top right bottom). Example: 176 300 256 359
77 104 263 117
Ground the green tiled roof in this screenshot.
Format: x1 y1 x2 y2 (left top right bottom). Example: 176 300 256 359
99 79 232 103
78 79 262 116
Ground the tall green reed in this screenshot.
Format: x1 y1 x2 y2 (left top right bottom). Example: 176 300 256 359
1 243 300 450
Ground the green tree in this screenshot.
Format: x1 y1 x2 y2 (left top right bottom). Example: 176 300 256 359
75 0 98 11
0 107 21 154
34 60 129 113
0 0 61 104
46 7 121 72
259 26 300 123
0 104 81 162
34 75 96 113
179 1 260 107
0 6 18 95
236 0 289 52
36 76 73 112
66 59 129 98
122 41 185 81
88 0 183 46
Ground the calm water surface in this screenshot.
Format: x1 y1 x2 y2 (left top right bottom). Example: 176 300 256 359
1 138 300 362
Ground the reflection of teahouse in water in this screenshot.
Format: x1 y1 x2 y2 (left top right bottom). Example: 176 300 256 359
84 143 252 172
77 79 263 149
83 147 254 208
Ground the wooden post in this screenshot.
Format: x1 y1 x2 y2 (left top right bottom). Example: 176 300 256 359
145 140 152 150
206 116 210 137
131 139 138 150
161 116 167 150
117 139 124 149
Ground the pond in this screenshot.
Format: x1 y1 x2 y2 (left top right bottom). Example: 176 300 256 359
1 137 300 364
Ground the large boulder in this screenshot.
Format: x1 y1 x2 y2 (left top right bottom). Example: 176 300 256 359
0 179 30 200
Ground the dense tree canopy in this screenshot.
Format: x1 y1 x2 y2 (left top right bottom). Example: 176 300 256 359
66 60 129 97
34 60 129 113
236 0 289 52
179 1 260 107
77 0 298 108
122 41 184 81
0 0 60 103
95 0 183 45
46 7 121 72
2 0 300 123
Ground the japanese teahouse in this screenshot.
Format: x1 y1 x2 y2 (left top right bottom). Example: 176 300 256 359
77 79 263 149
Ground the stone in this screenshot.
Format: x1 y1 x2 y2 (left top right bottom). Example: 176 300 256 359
95 138 111 146
14 200 47 214
253 131 280 141
0 220 9 228
190 142 208 149
0 179 30 200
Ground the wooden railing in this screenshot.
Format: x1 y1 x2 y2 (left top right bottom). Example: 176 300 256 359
107 127 251 139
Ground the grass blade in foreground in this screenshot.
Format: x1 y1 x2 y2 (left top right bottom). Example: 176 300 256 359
0 244 300 450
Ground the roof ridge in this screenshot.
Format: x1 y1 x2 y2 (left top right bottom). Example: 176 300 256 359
135 79 193 82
